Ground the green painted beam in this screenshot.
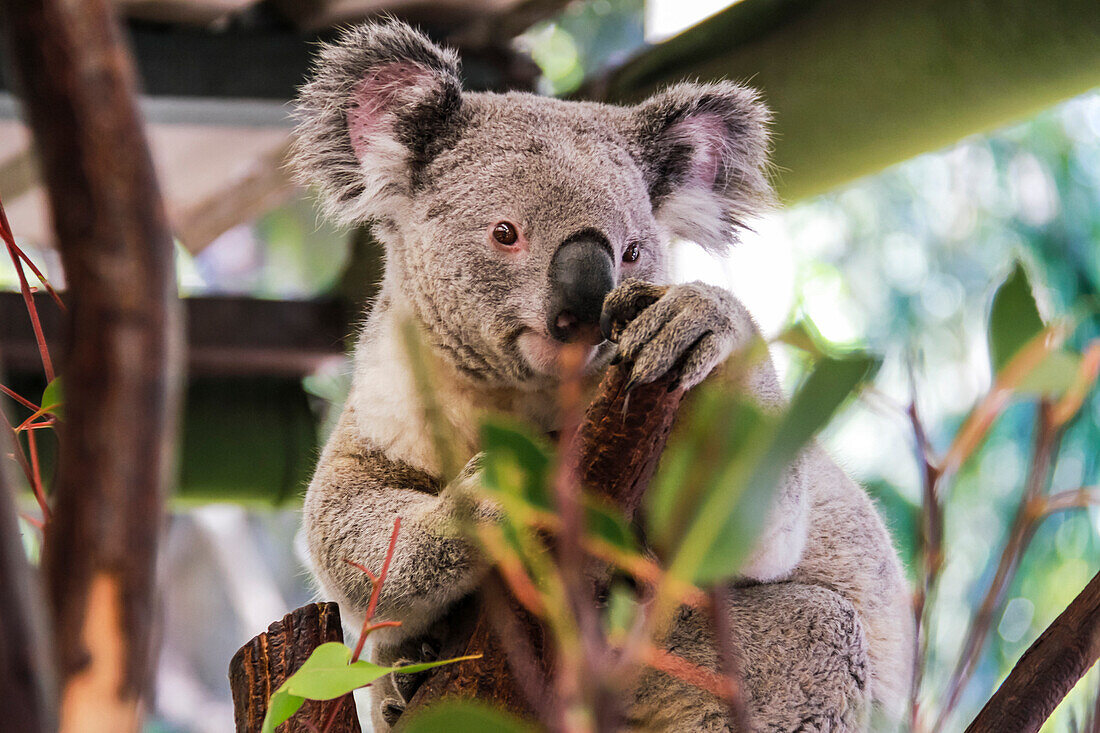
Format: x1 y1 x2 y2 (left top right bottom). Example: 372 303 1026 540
586 0 1100 202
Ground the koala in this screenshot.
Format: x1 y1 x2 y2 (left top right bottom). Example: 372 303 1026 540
293 20 914 732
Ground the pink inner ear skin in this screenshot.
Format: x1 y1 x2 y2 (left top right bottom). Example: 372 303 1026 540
347 62 432 159
669 112 727 190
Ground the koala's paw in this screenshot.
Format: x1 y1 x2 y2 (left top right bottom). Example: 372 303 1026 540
602 279 749 391
380 638 441 726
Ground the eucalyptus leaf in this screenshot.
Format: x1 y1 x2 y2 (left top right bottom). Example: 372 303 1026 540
667 354 878 585
260 642 481 732
1017 349 1080 396
604 582 638 638
583 494 639 553
481 420 553 511
402 700 537 733
989 262 1044 374
41 377 64 419
261 690 305 733
775 320 827 359
646 387 751 552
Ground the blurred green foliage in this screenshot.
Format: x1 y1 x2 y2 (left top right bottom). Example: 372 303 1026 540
780 92 1100 731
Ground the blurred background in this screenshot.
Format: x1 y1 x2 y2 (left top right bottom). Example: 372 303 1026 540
1 0 1099 730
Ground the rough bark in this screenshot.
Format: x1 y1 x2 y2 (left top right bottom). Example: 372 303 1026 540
229 602 363 733
965 569 1100 733
0 416 57 733
400 364 684 722
0 0 183 730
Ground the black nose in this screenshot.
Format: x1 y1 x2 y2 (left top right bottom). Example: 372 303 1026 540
547 232 615 344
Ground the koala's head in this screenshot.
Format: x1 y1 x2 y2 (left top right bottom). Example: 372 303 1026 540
292 21 772 386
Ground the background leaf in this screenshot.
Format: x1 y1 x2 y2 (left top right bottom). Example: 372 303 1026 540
480 420 553 511
1016 349 1081 396
41 376 63 419
666 354 879 584
989 262 1045 374
402 700 537 733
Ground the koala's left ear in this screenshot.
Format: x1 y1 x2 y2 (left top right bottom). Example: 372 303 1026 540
625 82 773 252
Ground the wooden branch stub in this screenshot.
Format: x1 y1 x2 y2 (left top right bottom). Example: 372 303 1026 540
229 602 362 733
966 569 1100 733
401 363 685 722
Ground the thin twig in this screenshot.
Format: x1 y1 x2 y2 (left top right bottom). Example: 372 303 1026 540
908 394 943 731
347 516 402 664
553 342 606 732
638 642 739 702
0 385 40 413
934 402 1060 732
317 697 343 733
0 200 65 311
1042 487 1100 515
941 326 1065 482
709 587 751 732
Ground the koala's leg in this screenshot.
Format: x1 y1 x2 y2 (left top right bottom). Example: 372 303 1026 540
302 408 488 642
630 583 871 733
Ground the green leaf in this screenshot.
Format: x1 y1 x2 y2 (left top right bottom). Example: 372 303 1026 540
646 388 756 552
41 377 64 419
402 700 537 733
667 354 879 584
260 642 481 732
261 690 304 733
583 494 639 553
480 420 553 511
1017 349 1080 396
989 262 1045 374
604 582 638 638
775 320 827 359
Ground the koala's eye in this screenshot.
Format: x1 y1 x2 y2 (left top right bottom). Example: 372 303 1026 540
623 242 641 263
492 222 519 246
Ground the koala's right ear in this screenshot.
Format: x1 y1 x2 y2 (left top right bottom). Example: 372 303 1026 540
291 22 465 225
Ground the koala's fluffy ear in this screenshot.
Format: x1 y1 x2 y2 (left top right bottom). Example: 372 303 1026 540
291 21 465 224
626 82 773 252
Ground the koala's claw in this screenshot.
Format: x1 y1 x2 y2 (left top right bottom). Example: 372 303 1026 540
381 697 405 727
601 279 668 343
604 280 748 392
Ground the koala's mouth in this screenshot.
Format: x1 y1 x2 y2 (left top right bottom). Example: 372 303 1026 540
516 328 605 377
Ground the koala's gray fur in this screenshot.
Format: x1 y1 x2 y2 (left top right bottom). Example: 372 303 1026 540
294 20 913 731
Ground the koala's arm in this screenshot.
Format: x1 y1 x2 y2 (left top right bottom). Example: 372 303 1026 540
602 278 810 583
303 407 486 640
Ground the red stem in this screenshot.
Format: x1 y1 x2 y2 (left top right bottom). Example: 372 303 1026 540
25 428 50 521
0 198 64 311
317 697 344 733
7 243 54 382
0 385 40 413
350 516 402 663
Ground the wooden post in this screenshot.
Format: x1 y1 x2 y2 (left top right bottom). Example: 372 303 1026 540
401 363 685 721
966 569 1100 733
0 0 183 730
229 602 363 733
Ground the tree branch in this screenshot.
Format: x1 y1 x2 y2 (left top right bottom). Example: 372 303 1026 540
966 569 1100 733
400 362 685 726
0 0 183 728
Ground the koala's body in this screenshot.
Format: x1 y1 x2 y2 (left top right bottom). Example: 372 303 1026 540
294 21 914 732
